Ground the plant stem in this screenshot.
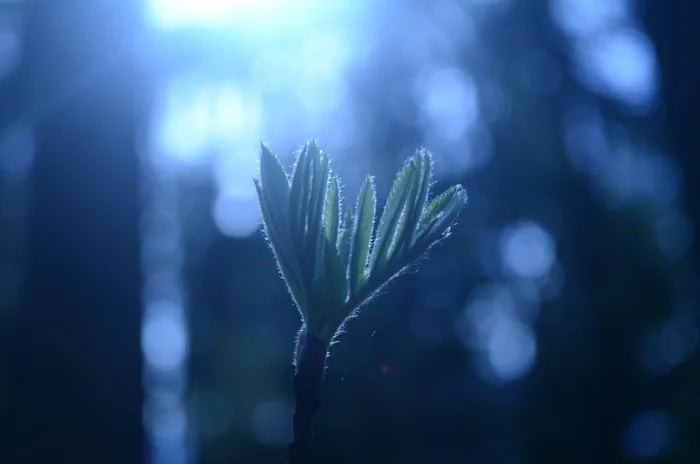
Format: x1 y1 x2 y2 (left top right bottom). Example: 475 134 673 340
287 328 327 464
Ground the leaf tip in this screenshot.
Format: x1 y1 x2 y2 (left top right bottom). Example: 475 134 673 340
454 184 468 206
260 141 274 160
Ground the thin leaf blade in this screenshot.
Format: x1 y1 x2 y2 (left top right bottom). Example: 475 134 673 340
289 143 311 250
348 177 376 294
325 240 348 308
260 143 291 232
324 177 340 246
398 149 432 253
369 160 416 275
306 144 330 263
254 179 306 314
337 209 353 272
413 185 467 249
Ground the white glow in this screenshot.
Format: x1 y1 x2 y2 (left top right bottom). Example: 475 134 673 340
461 284 516 349
146 0 297 29
296 33 352 116
142 301 189 371
213 193 261 238
574 28 659 110
501 221 556 279
486 313 537 381
458 284 538 384
153 78 262 167
144 396 188 442
550 0 631 37
416 67 479 142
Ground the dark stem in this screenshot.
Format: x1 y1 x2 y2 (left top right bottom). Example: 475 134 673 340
287 329 327 464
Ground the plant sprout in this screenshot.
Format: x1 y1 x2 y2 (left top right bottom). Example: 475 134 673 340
254 141 467 463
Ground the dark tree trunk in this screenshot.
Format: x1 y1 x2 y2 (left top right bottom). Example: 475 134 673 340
2 2 143 463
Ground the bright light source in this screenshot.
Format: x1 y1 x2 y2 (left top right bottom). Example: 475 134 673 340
147 0 281 28
145 0 338 32
152 77 262 166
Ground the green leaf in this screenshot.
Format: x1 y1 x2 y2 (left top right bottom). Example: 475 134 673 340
289 143 311 250
419 186 455 227
254 179 306 314
255 140 467 345
311 235 326 309
325 239 348 308
369 159 416 275
398 150 432 253
260 142 291 232
348 176 376 294
306 144 330 263
413 185 467 248
258 143 298 275
337 209 353 272
324 177 340 246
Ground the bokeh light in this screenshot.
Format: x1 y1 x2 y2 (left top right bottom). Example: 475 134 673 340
550 0 632 38
572 28 659 110
500 221 556 280
142 301 189 372
622 410 677 460
145 0 340 33
639 312 699 376
0 14 21 81
551 0 660 113
415 67 480 143
653 208 695 260
140 163 192 462
458 284 538 385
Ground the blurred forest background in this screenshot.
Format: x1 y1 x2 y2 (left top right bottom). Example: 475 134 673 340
1 0 699 463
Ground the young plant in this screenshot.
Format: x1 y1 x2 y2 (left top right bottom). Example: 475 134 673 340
254 141 467 464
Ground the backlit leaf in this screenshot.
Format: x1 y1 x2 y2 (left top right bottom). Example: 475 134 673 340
260 143 291 234
306 144 330 264
337 209 353 273
348 177 376 294
413 185 467 248
398 150 432 253
369 159 416 275
324 177 340 247
255 140 467 345
255 179 306 314
289 143 311 250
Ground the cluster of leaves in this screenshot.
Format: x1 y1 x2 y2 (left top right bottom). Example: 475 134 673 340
255 141 467 344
